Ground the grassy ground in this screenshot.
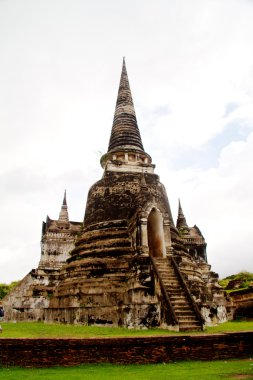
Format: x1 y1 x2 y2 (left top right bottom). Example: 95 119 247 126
0 322 252 379
0 360 253 380
0 320 253 338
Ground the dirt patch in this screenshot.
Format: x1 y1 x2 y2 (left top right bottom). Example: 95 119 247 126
229 375 253 379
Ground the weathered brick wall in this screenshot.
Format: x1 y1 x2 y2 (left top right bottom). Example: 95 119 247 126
0 332 252 367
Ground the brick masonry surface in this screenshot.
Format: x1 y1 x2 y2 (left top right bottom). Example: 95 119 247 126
0 332 252 367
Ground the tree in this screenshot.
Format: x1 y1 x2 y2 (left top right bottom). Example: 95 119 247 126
0 281 19 299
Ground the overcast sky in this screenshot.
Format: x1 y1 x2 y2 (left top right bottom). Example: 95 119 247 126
0 0 253 283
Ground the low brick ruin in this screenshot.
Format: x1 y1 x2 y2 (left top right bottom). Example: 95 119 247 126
3 59 229 331
1 332 252 367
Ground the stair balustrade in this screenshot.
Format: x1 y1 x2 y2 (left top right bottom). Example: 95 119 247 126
170 256 204 328
150 256 179 327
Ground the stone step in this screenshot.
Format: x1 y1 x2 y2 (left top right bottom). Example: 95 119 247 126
179 325 202 332
155 270 174 275
169 293 186 298
167 292 185 298
163 284 181 289
177 316 199 322
162 276 178 280
173 304 192 314
155 265 173 269
170 296 188 302
154 263 171 267
166 289 183 294
157 274 176 279
177 316 198 323
164 279 179 284
157 274 175 278
164 284 181 288
161 274 176 278
162 277 181 289
160 274 177 278
155 265 168 268
175 310 196 316
170 302 189 307
171 302 191 308
165 286 182 290
154 258 167 262
163 281 180 286
153 257 203 333
174 309 193 315
152 258 201 331
179 319 201 325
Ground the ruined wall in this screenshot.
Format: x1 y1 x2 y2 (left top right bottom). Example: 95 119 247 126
230 289 253 319
45 251 162 328
2 267 62 322
39 219 81 269
0 332 252 367
40 232 75 269
3 218 82 321
171 246 227 325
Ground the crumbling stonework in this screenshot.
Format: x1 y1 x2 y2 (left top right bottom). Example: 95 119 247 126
1 333 252 367
229 289 253 319
3 192 82 321
3 59 228 330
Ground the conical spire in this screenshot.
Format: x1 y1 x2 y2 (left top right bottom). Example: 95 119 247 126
108 58 144 152
176 199 189 229
58 190 69 224
62 189 67 206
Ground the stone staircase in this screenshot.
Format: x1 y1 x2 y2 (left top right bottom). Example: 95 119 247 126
153 257 202 332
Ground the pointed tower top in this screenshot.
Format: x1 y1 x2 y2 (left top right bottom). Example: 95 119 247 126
107 58 144 152
176 199 189 229
63 189 67 206
58 190 69 225
178 199 183 215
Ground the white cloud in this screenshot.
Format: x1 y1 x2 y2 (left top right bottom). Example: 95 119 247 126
160 132 253 278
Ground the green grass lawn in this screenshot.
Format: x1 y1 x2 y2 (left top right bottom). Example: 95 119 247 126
0 320 252 338
0 322 252 379
0 360 253 380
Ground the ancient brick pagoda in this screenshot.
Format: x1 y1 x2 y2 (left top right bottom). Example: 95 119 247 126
3 59 228 331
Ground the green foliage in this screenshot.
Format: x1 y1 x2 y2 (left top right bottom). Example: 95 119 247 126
218 278 230 288
0 284 9 300
219 271 253 291
0 320 253 338
0 360 253 380
0 281 19 300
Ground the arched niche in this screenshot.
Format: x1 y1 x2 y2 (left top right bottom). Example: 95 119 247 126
147 208 166 258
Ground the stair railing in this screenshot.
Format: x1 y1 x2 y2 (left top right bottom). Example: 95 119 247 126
170 256 204 328
150 256 179 327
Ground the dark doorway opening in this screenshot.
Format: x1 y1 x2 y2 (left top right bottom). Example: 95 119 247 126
147 208 165 258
